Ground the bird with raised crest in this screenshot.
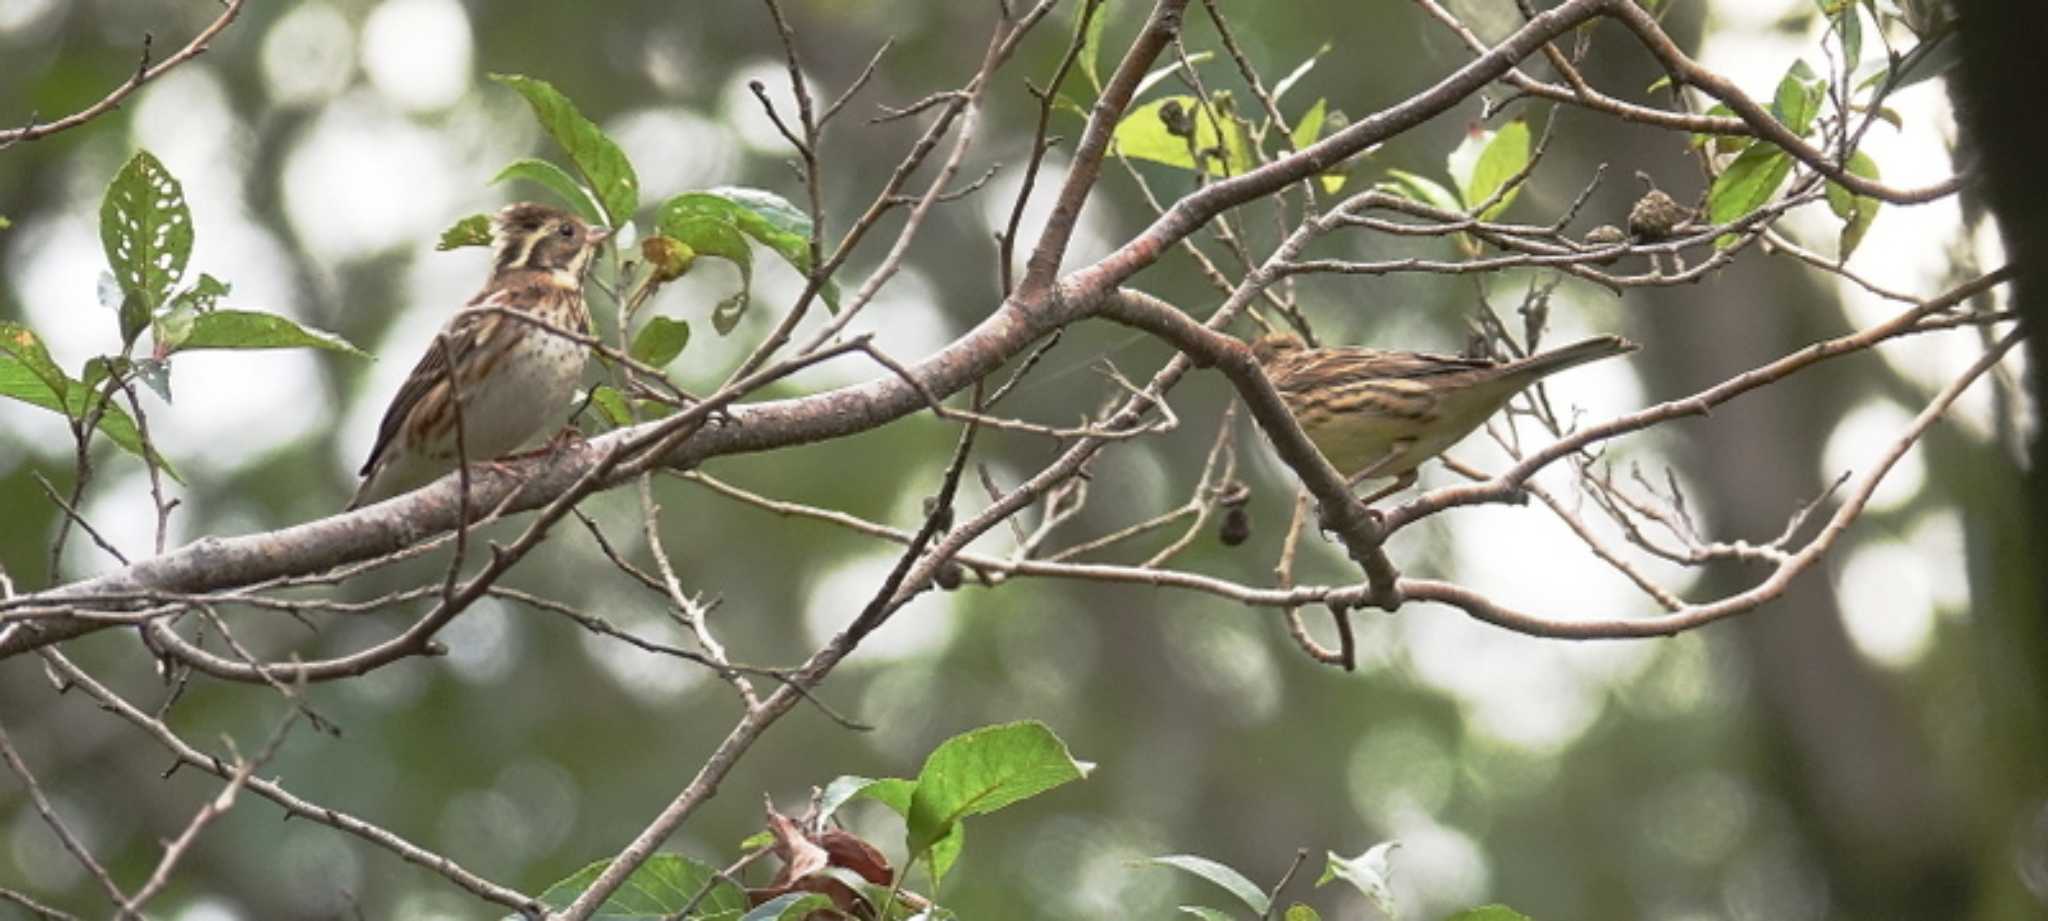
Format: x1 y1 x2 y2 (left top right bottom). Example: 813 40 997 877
346 202 611 510
1250 332 1638 505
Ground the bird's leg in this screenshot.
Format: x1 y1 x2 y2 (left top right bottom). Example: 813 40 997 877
1354 470 1417 508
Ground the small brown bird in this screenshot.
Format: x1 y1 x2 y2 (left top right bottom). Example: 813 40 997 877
346 203 611 509
1251 332 1638 504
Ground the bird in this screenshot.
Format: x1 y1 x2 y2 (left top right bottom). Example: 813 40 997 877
1250 331 1638 505
346 202 611 510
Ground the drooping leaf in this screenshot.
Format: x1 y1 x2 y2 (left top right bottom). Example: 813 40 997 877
1706 142 1794 246
629 316 690 368
490 73 640 226
525 854 747 921
658 198 755 334
1150 855 1270 915
173 310 367 356
437 213 494 251
704 186 838 309
1316 842 1399 921
491 157 607 225
1824 149 1882 259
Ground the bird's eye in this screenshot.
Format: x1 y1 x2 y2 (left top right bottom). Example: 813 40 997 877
558 224 576 239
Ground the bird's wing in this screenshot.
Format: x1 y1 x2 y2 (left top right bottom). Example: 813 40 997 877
354 289 515 478
1276 348 1496 391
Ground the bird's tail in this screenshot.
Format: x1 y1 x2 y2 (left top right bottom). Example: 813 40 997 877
1502 335 1638 384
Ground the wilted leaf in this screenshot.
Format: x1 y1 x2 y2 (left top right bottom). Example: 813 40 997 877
1317 842 1398 920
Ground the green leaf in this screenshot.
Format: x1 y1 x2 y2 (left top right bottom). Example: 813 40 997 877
491 158 607 225
1290 98 1327 152
1378 169 1462 214
1835 4 1862 75
1450 119 1532 218
819 775 883 821
1688 103 1746 154
739 893 834 921
1441 906 1535 921
436 213 493 251
1317 842 1398 921
1109 94 1253 177
1284 904 1322 921
154 274 231 353
101 150 193 346
657 199 754 335
589 384 632 427
1150 855 1270 915
630 316 690 368
0 215 10 230
1177 907 1238 921
1769 59 1825 137
490 74 640 226
1078 0 1110 92
705 186 839 310
174 310 367 356
0 323 180 480
904 721 1090 872
1705 142 1794 245
1824 150 1882 259
848 776 965 885
528 854 747 921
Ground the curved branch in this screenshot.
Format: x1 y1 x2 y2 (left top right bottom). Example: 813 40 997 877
0 0 246 148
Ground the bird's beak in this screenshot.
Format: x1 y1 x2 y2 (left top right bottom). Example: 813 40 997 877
588 225 616 246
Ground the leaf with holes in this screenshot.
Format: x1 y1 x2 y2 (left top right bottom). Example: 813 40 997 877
491 74 639 226
706 186 838 310
492 157 607 225
101 150 193 346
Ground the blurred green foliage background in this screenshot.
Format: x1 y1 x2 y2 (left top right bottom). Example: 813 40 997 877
1 1 2042 919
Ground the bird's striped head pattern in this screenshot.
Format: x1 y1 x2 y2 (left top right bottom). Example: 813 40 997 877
491 202 612 279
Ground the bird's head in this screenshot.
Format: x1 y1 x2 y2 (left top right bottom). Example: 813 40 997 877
491 202 613 279
1249 332 1308 365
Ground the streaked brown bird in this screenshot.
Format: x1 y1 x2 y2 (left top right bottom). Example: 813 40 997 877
1251 332 1638 504
346 203 611 509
